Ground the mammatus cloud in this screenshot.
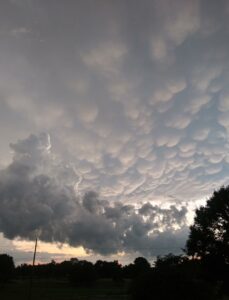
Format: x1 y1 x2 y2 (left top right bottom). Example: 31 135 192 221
1 0 229 260
0 134 187 256
1 0 229 204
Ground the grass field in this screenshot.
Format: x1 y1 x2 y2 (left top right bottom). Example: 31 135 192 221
0 278 130 300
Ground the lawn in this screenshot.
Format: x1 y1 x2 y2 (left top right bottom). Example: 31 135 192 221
0 278 130 300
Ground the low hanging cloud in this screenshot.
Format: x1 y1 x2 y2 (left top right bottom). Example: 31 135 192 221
0 133 188 256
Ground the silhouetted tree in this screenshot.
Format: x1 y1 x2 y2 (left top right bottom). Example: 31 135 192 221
69 260 97 286
154 253 186 269
94 260 122 282
0 254 15 284
131 254 217 300
122 257 151 279
186 186 229 263
134 257 150 269
184 186 229 295
133 257 151 276
122 263 136 278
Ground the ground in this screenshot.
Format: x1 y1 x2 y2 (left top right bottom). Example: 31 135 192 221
0 278 130 300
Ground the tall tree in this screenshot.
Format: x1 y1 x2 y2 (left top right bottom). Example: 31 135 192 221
186 186 229 263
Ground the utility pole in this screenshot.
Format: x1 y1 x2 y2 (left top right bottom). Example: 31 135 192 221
28 237 38 300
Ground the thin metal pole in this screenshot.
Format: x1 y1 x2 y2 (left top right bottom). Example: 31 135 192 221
32 238 38 267
28 237 38 300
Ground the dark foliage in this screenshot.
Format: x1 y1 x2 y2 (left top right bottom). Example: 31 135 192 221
131 254 217 300
122 257 151 278
133 257 151 274
94 260 123 282
0 254 15 284
68 260 98 286
186 186 229 263
185 186 229 294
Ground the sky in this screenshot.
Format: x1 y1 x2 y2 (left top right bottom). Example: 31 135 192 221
1 0 229 265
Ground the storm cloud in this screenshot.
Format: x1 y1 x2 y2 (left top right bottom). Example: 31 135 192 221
1 0 229 260
0 134 187 256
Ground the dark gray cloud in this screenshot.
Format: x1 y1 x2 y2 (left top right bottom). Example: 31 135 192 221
0 134 187 256
0 232 70 265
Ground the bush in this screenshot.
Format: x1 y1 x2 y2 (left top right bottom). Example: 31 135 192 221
69 260 97 286
0 254 15 284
